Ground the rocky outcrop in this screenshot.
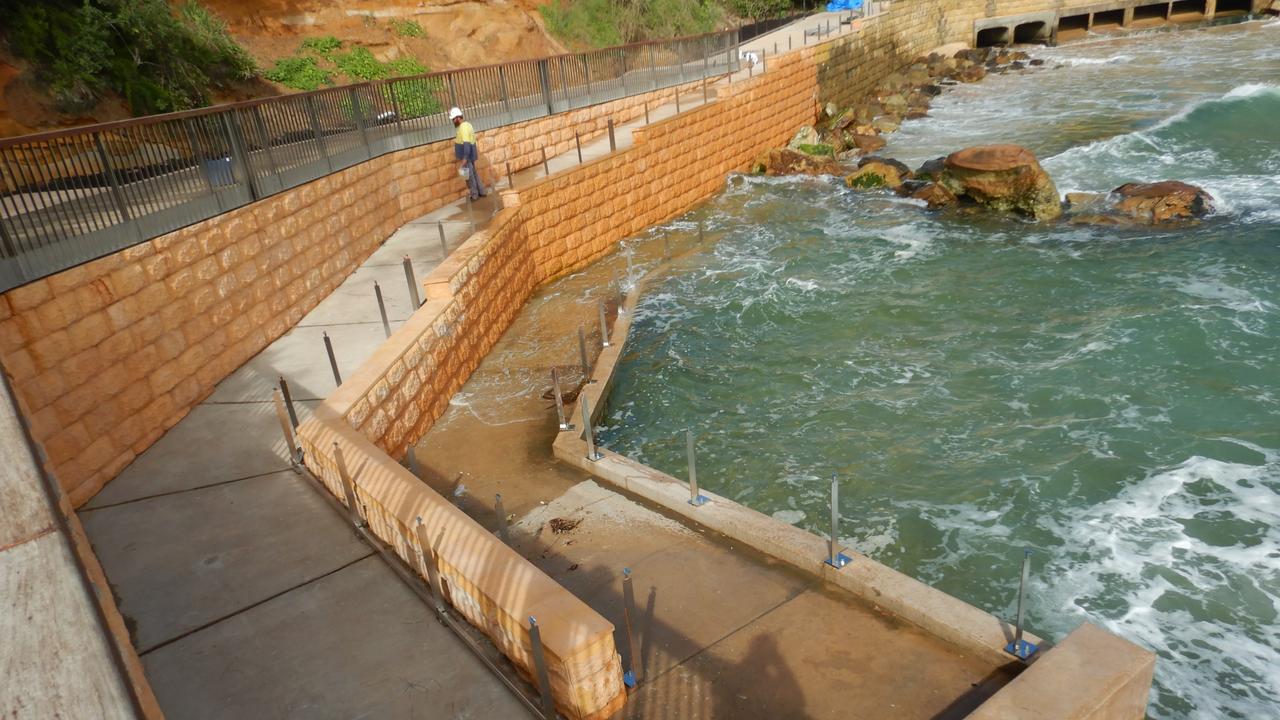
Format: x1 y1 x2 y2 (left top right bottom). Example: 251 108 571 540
1112 181 1215 223
751 147 842 177
940 145 1061 221
908 182 957 209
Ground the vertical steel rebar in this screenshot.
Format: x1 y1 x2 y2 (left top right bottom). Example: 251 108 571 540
551 368 571 430
437 222 449 259
541 146 550 175
414 517 448 614
826 474 850 568
494 493 511 544
402 255 422 308
528 617 558 719
374 281 391 338
278 376 299 429
323 331 342 386
575 132 583 163
333 442 364 527
598 301 610 348
582 396 601 461
272 389 298 462
621 568 639 689
577 325 590 380
687 429 708 506
1004 549 1038 659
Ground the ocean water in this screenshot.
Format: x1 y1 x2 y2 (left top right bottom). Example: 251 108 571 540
597 20 1280 719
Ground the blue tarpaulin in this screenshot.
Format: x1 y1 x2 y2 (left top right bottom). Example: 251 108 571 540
826 0 864 10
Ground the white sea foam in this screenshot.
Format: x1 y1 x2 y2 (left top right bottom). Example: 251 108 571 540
771 509 806 525
1054 53 1134 66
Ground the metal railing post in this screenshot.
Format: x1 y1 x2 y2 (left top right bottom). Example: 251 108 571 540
583 56 594 104
323 331 342 386
647 45 658 91
575 132 583 164
538 59 555 115
607 119 616 152
541 146 550 175
303 95 334 171
250 106 285 190
333 442 365 527
348 85 372 159
498 65 514 123
374 281 391 338
91 132 142 242
437 222 449 259
528 617 559 719
221 111 259 199
447 73 460 112
403 255 422 308
687 430 708 506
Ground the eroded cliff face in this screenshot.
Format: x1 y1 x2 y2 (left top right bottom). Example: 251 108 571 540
0 0 566 137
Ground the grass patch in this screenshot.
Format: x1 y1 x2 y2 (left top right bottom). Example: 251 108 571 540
540 0 724 48
392 19 425 37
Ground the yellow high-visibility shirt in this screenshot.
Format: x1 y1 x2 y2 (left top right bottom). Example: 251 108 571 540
454 121 476 145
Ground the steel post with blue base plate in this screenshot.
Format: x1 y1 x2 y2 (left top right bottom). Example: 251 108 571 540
1005 549 1039 660
686 430 709 506
582 397 603 461
621 568 640 690
826 474 852 568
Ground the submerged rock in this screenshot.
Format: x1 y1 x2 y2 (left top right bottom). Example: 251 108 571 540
751 147 841 177
941 144 1062 221
909 182 958 209
1112 181 1215 223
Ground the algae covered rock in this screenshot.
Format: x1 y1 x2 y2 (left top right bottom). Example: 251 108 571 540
942 144 1062 221
845 159 907 190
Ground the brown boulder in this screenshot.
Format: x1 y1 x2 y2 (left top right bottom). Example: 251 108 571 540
846 160 905 190
1112 181 1215 223
910 182 958 209
942 145 1062 220
845 133 887 154
751 148 842 177
955 65 987 83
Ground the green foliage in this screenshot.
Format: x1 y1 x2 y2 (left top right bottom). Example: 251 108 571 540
264 56 334 91
299 35 343 58
847 171 886 189
0 0 257 114
540 0 723 48
385 57 428 77
796 143 834 156
333 46 386 81
392 19 425 38
725 0 794 19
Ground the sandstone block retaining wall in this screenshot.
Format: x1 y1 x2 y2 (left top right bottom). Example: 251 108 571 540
0 78 706 506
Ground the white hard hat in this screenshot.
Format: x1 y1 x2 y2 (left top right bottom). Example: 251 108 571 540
448 107 463 120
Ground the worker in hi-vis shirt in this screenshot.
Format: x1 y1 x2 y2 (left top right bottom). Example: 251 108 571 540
449 107 484 201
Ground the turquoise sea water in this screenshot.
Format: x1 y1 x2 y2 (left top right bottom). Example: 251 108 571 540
598 21 1280 719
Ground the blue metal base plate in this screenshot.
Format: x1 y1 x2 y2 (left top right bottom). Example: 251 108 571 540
1005 638 1039 660
623 670 637 689
825 552 853 569
689 494 709 507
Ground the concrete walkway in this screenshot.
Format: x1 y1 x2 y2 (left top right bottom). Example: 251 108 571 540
74 70 738 718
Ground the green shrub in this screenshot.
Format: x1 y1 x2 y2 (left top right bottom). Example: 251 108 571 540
0 0 258 114
334 46 386 82
264 56 334 91
540 0 722 48
299 35 343 58
385 57 428 78
392 19 425 37
725 0 794 19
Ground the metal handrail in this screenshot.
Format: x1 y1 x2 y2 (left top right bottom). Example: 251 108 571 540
0 13 826 293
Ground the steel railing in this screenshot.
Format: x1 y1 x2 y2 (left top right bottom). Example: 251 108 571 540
0 28 767 293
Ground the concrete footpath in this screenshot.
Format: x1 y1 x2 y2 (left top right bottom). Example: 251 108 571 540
73 70 732 717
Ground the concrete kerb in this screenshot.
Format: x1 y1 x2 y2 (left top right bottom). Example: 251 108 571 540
552 266 1045 673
